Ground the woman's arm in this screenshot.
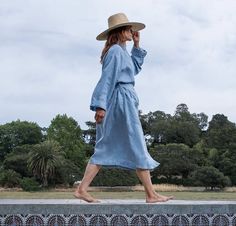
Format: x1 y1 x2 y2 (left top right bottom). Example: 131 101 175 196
90 45 122 123
131 31 147 75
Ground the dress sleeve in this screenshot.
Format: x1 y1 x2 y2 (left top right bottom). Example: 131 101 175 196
131 46 147 75
90 46 122 111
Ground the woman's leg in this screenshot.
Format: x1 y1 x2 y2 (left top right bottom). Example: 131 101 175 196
74 163 101 202
136 169 174 203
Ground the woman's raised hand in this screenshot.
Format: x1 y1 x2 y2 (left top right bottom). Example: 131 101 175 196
132 31 140 48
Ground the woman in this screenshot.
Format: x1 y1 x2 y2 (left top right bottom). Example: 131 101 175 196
74 13 173 203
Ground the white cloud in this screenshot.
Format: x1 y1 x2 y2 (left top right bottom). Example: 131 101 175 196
0 0 236 128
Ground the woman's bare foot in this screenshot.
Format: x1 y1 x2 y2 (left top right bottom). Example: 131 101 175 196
146 192 174 203
146 195 168 203
155 192 174 201
154 192 174 201
74 189 100 203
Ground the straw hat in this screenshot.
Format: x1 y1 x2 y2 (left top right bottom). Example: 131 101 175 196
96 13 145 41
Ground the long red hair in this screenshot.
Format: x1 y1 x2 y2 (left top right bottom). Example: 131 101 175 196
100 26 130 63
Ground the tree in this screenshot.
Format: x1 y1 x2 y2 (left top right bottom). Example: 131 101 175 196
172 104 204 147
83 121 96 146
47 114 83 150
170 120 200 147
218 143 236 185
208 148 221 168
192 112 208 130
140 104 207 147
191 140 211 167
54 159 82 186
140 111 171 135
47 114 87 166
28 140 64 187
82 121 97 157
174 103 190 119
0 169 21 188
3 145 33 177
191 166 231 190
203 115 236 185
205 114 236 149
20 177 40 191
148 111 172 145
0 120 43 160
150 143 197 183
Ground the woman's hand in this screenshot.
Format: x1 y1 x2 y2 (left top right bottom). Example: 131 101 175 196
132 31 140 48
95 108 106 124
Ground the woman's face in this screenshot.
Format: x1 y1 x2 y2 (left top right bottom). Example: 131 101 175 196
123 26 133 41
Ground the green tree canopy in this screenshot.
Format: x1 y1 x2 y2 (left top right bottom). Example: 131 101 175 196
0 120 43 160
172 104 207 147
150 143 198 182
47 114 84 155
205 114 236 149
140 104 207 147
0 169 21 188
218 143 236 185
47 114 87 177
191 166 231 190
3 145 33 177
83 121 96 146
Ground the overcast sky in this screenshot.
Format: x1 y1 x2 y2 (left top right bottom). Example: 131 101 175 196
1 0 236 129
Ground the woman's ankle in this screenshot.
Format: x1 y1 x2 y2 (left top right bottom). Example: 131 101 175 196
145 191 156 199
75 185 87 193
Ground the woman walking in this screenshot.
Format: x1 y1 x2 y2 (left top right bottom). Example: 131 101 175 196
74 13 173 203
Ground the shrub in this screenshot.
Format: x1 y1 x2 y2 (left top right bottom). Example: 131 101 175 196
0 169 21 187
91 168 139 186
3 145 33 177
20 177 41 191
53 159 82 187
191 166 231 190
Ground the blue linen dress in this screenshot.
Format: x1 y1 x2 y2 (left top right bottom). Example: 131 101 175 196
89 43 159 170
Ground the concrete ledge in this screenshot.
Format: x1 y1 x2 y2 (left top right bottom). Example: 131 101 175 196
0 199 236 215
0 199 236 225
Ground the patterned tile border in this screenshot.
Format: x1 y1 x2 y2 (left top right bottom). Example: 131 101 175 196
0 213 236 226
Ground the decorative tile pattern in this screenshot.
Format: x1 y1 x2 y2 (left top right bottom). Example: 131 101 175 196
212 215 230 226
110 215 128 226
89 215 108 226
192 215 210 226
172 215 190 226
68 215 86 226
0 213 236 226
4 215 23 226
151 215 169 226
232 216 236 226
130 215 149 226
25 215 44 225
48 214 66 226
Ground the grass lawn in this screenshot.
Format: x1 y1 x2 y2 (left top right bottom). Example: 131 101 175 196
0 191 236 200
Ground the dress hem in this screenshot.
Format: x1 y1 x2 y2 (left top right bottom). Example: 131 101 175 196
88 160 159 171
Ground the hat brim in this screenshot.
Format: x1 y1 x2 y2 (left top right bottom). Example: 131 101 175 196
96 22 145 41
